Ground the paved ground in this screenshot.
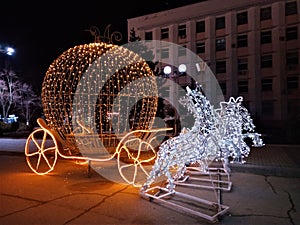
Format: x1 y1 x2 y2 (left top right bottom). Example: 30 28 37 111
0 138 300 224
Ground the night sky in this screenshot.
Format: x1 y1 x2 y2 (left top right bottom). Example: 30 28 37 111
1 0 203 92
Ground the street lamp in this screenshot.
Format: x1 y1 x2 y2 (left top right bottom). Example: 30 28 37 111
0 45 15 56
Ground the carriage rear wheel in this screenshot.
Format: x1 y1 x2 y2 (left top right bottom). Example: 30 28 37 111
25 128 58 175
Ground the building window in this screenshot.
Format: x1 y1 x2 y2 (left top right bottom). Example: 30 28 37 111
196 42 205 54
260 6 272 20
286 51 299 70
145 31 152 40
216 60 226 74
237 34 248 47
286 26 298 41
262 101 274 116
237 11 248 25
215 16 225 29
285 1 297 16
261 30 272 44
261 55 272 68
178 45 186 57
261 78 273 91
216 37 226 51
161 28 169 39
287 76 299 89
238 80 248 93
178 24 186 38
238 58 248 75
219 82 227 95
196 21 205 33
161 48 169 59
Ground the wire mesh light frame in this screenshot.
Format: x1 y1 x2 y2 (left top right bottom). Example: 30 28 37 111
41 42 158 153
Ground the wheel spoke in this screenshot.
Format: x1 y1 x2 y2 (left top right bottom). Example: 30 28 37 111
41 151 53 169
35 153 42 171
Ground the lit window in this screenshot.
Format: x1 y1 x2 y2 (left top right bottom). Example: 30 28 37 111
216 37 226 51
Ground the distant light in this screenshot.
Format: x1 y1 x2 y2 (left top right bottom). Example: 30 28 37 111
6 47 15 56
163 66 172 75
178 64 187 73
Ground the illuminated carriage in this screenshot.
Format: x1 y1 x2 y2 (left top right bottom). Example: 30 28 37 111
24 42 171 186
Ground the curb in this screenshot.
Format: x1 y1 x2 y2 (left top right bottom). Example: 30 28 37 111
229 163 300 178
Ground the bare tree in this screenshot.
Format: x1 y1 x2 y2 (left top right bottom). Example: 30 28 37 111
0 67 41 125
18 82 41 126
0 68 21 122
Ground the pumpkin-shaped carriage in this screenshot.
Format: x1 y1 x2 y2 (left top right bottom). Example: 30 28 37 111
24 42 172 186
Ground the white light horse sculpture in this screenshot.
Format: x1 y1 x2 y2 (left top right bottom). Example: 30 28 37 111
141 84 264 192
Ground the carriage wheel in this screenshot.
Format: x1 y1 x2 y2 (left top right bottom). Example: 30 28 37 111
116 140 156 187
25 128 58 175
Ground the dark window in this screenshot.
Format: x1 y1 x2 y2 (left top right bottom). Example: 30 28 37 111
196 42 205 54
219 82 227 95
238 58 248 72
216 60 226 73
286 51 299 70
161 48 169 59
262 101 274 116
237 11 248 25
237 34 248 47
216 37 226 51
145 31 152 40
196 21 205 33
178 24 186 38
286 26 298 41
260 7 272 20
287 76 299 89
216 16 225 29
261 30 272 44
286 51 299 65
261 78 273 91
285 1 297 16
178 45 186 56
238 80 248 93
161 28 169 39
261 55 272 68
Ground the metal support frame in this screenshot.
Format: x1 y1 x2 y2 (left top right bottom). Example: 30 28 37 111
174 166 232 191
140 186 230 223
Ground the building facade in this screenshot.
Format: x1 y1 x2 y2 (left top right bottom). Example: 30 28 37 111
127 0 300 143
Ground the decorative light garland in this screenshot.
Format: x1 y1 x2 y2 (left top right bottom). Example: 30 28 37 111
142 84 264 192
